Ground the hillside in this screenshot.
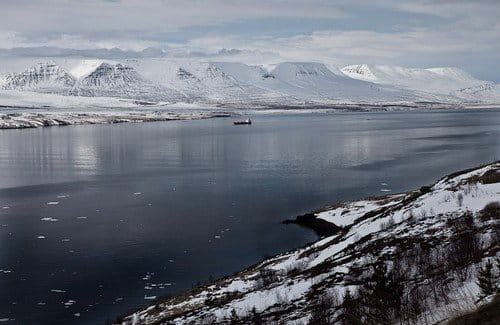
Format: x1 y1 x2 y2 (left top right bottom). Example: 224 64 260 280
1 59 499 109
118 162 500 324
341 64 500 104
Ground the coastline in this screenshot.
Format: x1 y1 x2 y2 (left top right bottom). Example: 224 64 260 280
117 161 500 324
1 102 499 130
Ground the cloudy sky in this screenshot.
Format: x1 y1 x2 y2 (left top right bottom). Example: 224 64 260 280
1 0 499 81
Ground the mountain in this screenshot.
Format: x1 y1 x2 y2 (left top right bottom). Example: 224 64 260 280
128 59 279 104
2 62 76 92
135 60 422 105
120 161 500 324
1 59 499 106
341 64 500 103
268 62 417 103
69 61 183 101
1 61 184 102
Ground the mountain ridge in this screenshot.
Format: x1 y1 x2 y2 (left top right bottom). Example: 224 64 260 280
1 59 499 106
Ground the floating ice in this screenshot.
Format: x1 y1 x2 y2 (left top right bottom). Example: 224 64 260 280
380 189 392 192
41 217 58 222
144 296 156 300
51 289 66 293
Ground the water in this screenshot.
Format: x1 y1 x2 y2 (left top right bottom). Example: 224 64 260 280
0 108 499 324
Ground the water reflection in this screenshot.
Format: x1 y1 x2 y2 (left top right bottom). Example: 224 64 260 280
0 109 499 324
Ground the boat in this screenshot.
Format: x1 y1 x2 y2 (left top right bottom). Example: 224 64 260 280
233 118 252 125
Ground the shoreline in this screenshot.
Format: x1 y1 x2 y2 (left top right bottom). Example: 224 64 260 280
117 161 500 324
0 109 233 129
1 103 499 130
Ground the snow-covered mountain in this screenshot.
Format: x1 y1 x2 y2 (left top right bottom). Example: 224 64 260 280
69 61 183 101
341 64 500 103
2 62 76 92
129 59 423 104
1 60 184 102
1 58 499 107
129 60 274 103
268 62 416 102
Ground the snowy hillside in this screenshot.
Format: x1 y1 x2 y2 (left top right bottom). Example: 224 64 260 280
0 58 499 107
70 62 184 101
2 62 76 92
128 59 275 103
119 162 500 324
341 64 500 103
1 61 184 102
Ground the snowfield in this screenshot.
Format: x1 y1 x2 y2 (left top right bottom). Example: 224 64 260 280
0 59 499 125
119 162 500 324
0 58 499 129
0 92 231 129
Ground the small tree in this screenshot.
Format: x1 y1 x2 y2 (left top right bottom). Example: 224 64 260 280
477 259 495 299
250 306 263 325
229 309 239 325
358 262 404 323
457 193 464 207
340 289 362 325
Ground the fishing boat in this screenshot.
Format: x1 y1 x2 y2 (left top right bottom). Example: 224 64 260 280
233 118 252 125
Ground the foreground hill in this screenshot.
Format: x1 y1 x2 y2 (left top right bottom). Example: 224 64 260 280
118 162 500 324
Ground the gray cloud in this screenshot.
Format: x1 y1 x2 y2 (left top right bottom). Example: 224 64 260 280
0 0 499 81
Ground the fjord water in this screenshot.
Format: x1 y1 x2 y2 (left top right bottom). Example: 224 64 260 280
1 109 500 324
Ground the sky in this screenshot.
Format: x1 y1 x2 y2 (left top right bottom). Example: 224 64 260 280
1 0 499 81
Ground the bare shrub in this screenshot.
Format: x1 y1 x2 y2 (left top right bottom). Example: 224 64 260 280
356 262 404 324
479 201 500 222
274 289 288 306
380 216 396 230
447 212 482 281
286 259 309 276
339 289 363 325
258 268 279 288
406 209 415 223
198 314 218 324
309 289 340 325
457 193 464 207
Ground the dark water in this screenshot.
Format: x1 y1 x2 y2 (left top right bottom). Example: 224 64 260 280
0 109 499 324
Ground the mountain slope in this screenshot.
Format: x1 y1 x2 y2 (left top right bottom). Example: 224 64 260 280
2 62 76 92
1 59 499 106
69 62 184 101
129 59 280 104
119 162 500 324
341 64 500 103
269 62 417 103
1 61 185 102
